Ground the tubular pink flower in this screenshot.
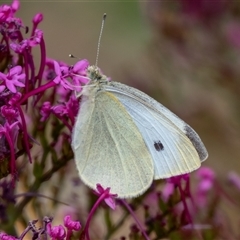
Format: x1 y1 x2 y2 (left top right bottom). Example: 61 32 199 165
40 95 78 130
194 167 215 208
167 174 189 185
0 66 25 93
0 5 12 22
8 92 22 105
52 105 68 117
31 13 43 39
32 13 43 25
29 29 43 46
40 101 52 121
162 182 175 201
0 0 19 23
10 29 43 53
196 167 215 192
162 174 190 201
196 167 215 180
1 105 18 123
72 59 89 74
42 58 55 80
0 85 5 92
11 0 19 12
94 184 118 210
53 60 90 92
10 40 28 54
65 95 79 123
71 59 90 85
53 61 73 90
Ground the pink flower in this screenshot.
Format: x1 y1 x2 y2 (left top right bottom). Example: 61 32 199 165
0 121 19 141
0 0 19 23
42 94 78 119
0 5 12 22
64 215 81 231
1 105 18 123
53 60 89 91
51 105 68 117
70 59 90 86
32 13 43 25
56 84 71 100
0 85 5 92
83 184 117 240
72 60 89 75
8 92 22 105
0 66 25 93
196 167 215 192
162 174 189 201
10 29 43 53
195 167 215 207
94 184 118 210
64 95 79 120
47 223 66 240
53 61 73 89
43 58 56 80
162 182 175 202
10 40 28 53
29 29 43 46
11 0 19 12
40 101 52 121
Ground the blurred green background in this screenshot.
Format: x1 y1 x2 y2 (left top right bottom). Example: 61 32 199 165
7 0 240 237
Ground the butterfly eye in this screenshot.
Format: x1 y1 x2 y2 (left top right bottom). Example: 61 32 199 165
154 141 164 151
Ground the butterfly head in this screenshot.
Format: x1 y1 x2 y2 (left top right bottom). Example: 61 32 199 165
87 65 109 84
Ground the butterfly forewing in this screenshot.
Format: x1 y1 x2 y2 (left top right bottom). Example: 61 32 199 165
72 89 154 198
104 81 208 179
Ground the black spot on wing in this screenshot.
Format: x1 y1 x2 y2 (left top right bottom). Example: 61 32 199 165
184 125 208 161
154 141 164 151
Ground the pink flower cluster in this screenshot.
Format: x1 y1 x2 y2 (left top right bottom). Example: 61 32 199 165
0 0 90 183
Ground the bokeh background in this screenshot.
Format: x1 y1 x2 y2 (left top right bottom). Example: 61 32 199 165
6 0 240 238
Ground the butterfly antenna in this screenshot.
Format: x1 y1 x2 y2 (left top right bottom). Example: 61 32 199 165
95 13 107 67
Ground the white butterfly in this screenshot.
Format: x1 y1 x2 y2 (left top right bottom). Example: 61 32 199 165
71 65 208 198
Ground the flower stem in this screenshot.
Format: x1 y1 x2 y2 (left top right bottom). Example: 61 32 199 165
83 191 108 240
18 80 56 105
120 199 150 240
